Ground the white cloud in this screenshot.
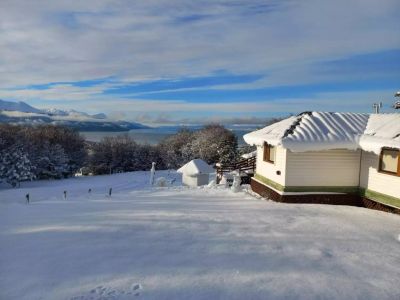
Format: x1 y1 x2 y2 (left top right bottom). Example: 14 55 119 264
0 0 398 88
0 0 399 124
70 89 398 117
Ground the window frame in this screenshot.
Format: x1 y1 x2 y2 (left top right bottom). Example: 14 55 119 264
263 142 275 164
378 147 400 176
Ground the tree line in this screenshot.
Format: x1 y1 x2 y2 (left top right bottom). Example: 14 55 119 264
0 123 242 187
0 124 86 186
88 124 239 174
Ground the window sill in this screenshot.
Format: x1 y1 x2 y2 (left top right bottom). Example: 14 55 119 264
263 160 275 164
378 170 400 177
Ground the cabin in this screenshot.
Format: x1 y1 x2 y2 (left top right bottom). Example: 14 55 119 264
177 159 214 187
244 112 400 214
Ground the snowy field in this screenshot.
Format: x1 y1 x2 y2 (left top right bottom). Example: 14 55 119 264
1 171 400 300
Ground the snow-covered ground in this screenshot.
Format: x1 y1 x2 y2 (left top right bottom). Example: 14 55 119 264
1 171 400 300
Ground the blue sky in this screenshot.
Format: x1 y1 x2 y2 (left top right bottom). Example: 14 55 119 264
0 0 399 125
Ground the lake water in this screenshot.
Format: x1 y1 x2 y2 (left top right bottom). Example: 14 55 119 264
81 125 261 146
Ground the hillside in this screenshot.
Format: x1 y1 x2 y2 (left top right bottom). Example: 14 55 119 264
0 99 42 113
0 171 399 300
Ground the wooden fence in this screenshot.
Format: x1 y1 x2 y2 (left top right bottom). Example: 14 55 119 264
216 156 256 184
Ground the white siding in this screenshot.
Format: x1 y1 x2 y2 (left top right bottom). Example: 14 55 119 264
256 145 286 185
360 151 400 199
285 149 361 187
182 174 210 187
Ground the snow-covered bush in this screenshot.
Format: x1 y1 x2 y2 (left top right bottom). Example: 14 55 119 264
155 177 167 187
207 179 217 188
0 144 35 187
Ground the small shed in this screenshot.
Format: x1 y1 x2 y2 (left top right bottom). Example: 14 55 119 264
177 159 214 187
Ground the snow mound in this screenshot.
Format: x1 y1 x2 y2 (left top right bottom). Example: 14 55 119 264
155 177 168 187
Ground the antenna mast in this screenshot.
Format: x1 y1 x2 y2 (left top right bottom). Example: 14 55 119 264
394 91 400 110
372 102 382 114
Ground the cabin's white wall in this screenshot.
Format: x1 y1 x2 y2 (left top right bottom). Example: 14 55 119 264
182 174 209 187
255 145 286 185
285 149 361 187
182 174 197 187
360 151 400 199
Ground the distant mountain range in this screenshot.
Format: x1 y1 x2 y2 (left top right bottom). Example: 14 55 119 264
0 99 149 131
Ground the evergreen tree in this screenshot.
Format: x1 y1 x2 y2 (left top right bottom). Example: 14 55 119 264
0 144 35 187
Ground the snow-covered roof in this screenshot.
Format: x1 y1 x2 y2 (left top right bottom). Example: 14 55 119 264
177 159 214 176
243 116 298 147
359 114 400 154
244 112 400 153
244 112 369 152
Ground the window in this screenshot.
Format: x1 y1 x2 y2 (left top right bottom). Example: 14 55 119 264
379 148 400 176
263 142 275 163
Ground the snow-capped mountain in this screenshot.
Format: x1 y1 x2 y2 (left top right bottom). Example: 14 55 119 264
40 108 107 119
0 99 148 131
91 113 107 120
40 108 70 116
